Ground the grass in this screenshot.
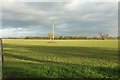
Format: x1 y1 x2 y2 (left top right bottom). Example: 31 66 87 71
2 39 119 78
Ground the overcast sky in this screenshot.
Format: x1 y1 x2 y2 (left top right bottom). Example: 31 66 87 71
0 1 118 37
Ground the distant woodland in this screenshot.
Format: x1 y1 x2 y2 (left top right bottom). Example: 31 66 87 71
3 33 119 40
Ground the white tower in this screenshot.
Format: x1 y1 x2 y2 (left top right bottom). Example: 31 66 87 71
52 17 55 41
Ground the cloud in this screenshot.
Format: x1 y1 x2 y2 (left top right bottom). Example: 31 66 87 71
1 2 118 37
0 27 35 37
2 0 119 2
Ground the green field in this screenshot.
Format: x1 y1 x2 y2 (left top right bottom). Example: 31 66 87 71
3 39 119 78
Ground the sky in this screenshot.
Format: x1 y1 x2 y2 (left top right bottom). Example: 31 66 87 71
0 0 118 38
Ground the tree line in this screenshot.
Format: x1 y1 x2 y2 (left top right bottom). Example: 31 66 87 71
3 33 119 40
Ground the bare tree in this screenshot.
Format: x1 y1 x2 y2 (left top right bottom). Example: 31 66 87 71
48 33 53 40
99 33 109 40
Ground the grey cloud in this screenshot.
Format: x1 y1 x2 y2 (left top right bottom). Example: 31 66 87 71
1 2 118 37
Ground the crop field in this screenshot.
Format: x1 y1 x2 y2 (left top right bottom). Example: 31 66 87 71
2 39 119 78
